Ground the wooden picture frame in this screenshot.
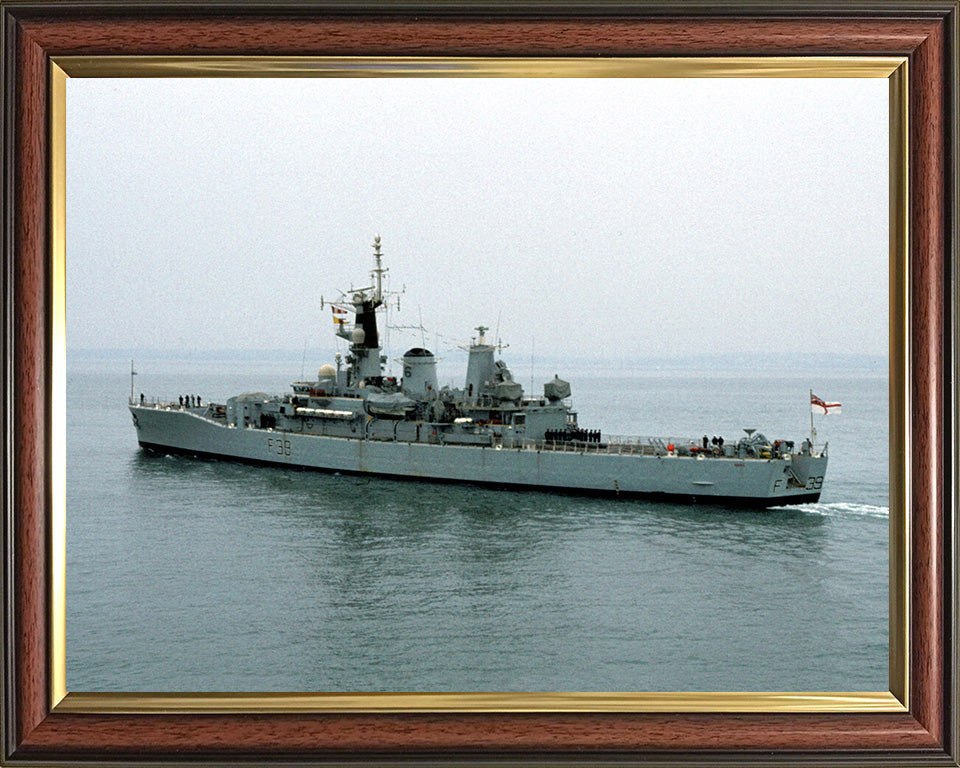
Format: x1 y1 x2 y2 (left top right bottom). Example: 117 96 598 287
2 2 957 765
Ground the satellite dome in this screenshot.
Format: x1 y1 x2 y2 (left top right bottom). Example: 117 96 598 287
318 364 336 377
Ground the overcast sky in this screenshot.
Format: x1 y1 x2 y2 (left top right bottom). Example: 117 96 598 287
66 76 888 361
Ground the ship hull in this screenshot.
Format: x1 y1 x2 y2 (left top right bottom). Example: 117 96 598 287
131 406 827 508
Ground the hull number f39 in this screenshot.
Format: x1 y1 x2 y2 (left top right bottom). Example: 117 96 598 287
267 437 291 457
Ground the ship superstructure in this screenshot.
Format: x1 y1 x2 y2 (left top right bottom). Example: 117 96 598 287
129 237 828 507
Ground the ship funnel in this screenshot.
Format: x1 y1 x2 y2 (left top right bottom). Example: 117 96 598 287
401 348 438 399
464 335 496 400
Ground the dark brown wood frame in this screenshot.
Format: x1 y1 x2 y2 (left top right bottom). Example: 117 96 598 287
2 2 957 765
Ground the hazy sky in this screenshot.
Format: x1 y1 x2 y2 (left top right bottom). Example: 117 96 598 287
66 76 888 361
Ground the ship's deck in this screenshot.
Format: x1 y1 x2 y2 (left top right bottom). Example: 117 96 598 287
131 400 826 461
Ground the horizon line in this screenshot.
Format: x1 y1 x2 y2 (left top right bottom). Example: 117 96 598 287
67 347 890 360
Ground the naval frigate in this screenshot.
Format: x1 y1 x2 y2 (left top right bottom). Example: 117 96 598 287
129 237 828 507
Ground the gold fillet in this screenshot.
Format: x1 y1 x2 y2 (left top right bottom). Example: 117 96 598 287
57 691 905 715
50 61 68 709
887 60 910 709
49 55 911 715
53 55 905 79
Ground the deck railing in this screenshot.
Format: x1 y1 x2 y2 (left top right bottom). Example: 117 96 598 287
126 397 827 458
508 435 826 459
510 437 685 456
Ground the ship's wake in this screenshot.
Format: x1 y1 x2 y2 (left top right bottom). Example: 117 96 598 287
788 501 889 518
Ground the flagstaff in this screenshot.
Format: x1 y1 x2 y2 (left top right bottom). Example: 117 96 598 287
809 391 843 446
810 388 815 444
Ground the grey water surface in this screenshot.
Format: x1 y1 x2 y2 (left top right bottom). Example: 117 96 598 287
67 352 888 692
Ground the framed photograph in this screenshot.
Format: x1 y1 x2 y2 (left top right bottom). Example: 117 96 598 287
2 2 956 766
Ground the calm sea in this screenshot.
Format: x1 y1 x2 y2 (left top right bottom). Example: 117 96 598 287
67 351 888 692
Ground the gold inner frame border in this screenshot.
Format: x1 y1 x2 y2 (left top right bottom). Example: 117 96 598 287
48 55 909 715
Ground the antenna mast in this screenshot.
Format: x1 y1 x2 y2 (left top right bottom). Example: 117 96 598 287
371 234 386 303
530 337 535 395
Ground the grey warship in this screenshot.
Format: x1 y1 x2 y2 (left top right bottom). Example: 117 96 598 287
130 237 828 507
